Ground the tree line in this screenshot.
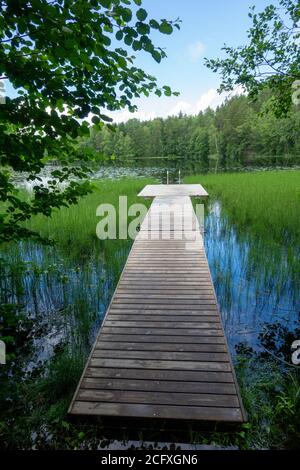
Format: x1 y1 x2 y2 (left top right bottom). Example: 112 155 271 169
81 93 300 169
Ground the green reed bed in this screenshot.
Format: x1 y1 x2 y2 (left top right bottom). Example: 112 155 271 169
188 170 300 303
25 178 153 256
186 170 300 245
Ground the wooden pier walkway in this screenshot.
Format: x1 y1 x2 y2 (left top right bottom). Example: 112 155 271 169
69 184 246 424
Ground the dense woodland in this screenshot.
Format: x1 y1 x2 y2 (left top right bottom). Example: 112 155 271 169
81 93 300 169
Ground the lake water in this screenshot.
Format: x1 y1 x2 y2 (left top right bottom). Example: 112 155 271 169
12 163 179 191
205 202 299 354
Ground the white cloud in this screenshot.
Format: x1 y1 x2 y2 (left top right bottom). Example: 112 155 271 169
108 109 157 124
89 86 245 124
171 86 245 117
169 100 192 116
87 109 157 124
187 41 206 62
195 88 229 113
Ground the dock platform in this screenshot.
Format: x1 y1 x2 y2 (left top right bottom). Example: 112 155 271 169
69 184 246 424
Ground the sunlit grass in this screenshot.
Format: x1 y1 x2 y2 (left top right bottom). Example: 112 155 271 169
185 170 300 245
25 178 154 257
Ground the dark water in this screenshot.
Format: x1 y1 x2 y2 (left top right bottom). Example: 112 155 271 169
12 163 182 191
0 241 130 369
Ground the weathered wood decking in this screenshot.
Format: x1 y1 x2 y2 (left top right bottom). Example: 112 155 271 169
69 184 246 424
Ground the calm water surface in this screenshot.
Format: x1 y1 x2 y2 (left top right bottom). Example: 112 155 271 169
205 201 299 354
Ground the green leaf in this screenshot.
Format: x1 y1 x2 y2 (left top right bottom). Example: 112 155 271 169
136 8 148 22
163 85 172 96
102 35 111 46
159 21 173 35
92 116 100 124
18 19 27 34
117 55 127 68
137 22 150 35
152 50 161 63
99 0 112 8
100 114 113 122
124 35 133 46
149 19 159 30
133 0 142 5
121 8 132 22
115 30 123 41
132 40 142 51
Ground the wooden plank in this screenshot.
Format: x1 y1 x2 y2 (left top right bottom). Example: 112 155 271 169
138 184 208 198
107 315 219 322
81 378 237 395
116 287 215 292
124 270 210 274
99 333 226 344
104 321 222 329
108 309 219 315
71 402 242 422
120 279 213 284
77 389 239 408
109 306 219 312
89 358 231 372
113 294 215 300
126 258 207 262
111 299 217 305
101 327 223 336
95 341 227 352
93 350 229 362
85 367 235 383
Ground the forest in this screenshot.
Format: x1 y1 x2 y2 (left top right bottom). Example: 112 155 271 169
81 93 300 169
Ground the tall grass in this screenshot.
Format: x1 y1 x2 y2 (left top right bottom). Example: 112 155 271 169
25 178 154 258
186 170 300 245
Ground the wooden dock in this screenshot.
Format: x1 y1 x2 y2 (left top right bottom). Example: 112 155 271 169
69 184 246 424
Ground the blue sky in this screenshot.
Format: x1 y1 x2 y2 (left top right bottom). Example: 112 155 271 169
5 0 277 122
112 0 275 121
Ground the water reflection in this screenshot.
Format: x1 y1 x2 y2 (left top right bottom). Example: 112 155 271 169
205 201 300 354
12 164 182 191
1 240 131 370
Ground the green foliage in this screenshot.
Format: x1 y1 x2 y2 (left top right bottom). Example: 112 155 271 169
190 128 210 167
205 0 300 116
234 355 300 449
82 94 300 168
0 0 180 243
